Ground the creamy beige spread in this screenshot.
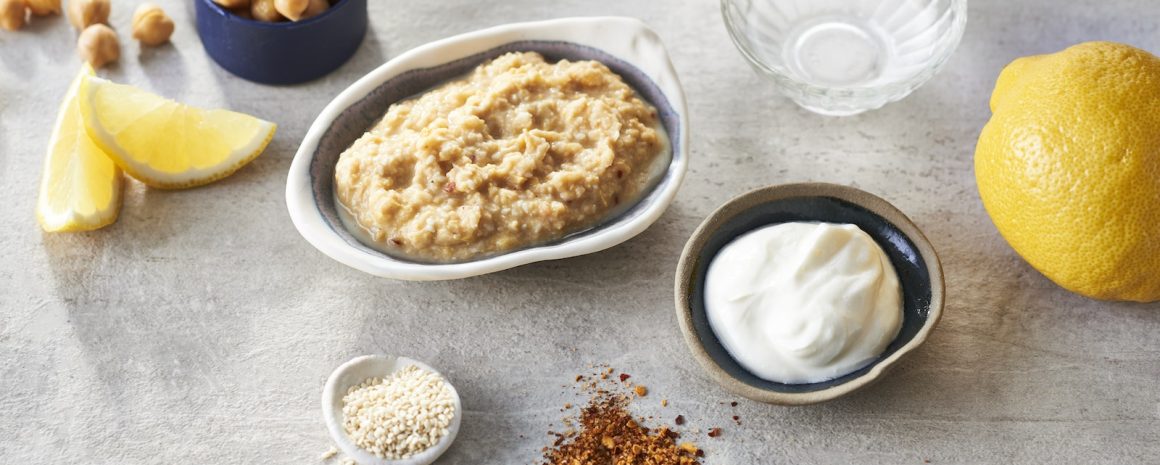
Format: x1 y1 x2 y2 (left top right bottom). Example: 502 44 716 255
334 52 667 262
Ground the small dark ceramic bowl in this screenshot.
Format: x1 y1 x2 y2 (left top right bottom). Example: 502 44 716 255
675 183 945 405
195 0 367 85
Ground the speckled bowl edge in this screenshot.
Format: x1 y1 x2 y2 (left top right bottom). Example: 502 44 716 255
674 183 945 405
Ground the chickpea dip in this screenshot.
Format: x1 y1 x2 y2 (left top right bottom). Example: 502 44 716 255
334 52 669 262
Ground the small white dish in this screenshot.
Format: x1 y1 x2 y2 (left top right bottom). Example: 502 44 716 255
286 16 689 280
321 355 462 465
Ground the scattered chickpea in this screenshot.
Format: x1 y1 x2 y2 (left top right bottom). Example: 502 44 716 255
77 23 119 68
298 0 327 20
212 0 250 9
0 0 26 31
250 0 283 22
131 3 174 46
67 0 110 30
273 0 307 21
26 0 61 16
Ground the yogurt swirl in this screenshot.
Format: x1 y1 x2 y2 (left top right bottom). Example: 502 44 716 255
704 222 903 384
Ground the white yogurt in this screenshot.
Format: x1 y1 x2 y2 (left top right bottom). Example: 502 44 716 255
704 222 902 384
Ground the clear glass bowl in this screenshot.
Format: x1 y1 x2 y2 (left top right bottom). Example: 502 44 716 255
722 0 968 115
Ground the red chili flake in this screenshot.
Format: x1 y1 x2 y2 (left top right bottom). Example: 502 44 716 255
674 415 685 425
730 402 738 407
731 416 739 421
696 449 705 457
619 373 631 382
707 428 722 438
389 238 403 246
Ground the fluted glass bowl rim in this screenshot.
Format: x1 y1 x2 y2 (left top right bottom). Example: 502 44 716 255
720 0 968 101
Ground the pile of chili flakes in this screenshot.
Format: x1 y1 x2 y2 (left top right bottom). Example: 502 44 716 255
540 366 712 465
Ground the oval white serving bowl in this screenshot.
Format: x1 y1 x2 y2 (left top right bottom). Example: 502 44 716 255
286 17 689 280
322 355 462 465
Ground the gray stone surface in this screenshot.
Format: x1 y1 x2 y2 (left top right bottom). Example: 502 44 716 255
2 1 1159 464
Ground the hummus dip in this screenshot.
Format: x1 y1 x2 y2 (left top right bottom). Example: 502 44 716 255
334 52 668 262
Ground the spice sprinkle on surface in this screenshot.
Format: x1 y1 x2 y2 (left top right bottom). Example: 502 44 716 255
542 365 703 465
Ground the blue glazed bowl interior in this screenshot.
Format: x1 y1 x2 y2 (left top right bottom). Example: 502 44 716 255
690 196 934 394
308 41 684 264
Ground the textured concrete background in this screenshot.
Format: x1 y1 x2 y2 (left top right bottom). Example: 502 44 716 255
2 1 1159 464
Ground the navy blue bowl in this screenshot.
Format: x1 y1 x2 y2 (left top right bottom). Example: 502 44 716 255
195 0 367 85
674 183 945 405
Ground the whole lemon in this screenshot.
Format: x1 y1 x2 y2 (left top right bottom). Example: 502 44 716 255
975 41 1160 302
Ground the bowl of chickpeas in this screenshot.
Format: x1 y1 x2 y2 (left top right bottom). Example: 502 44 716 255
195 0 367 85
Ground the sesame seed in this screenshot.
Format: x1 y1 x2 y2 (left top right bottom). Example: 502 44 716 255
341 365 455 460
319 446 338 460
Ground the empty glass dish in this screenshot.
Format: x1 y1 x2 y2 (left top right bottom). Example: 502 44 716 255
722 0 967 115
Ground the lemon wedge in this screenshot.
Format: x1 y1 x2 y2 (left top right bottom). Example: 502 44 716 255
79 76 276 189
37 65 124 232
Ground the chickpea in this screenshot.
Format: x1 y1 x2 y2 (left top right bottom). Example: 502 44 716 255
212 0 250 9
77 23 119 69
131 3 174 46
0 0 26 31
273 0 306 21
26 0 61 16
250 0 283 22
299 0 327 20
67 0 110 30
229 6 252 20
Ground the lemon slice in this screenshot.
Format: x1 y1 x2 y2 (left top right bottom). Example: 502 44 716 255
79 76 277 189
37 65 124 232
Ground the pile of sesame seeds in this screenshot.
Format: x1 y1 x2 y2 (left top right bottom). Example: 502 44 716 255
341 365 455 460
